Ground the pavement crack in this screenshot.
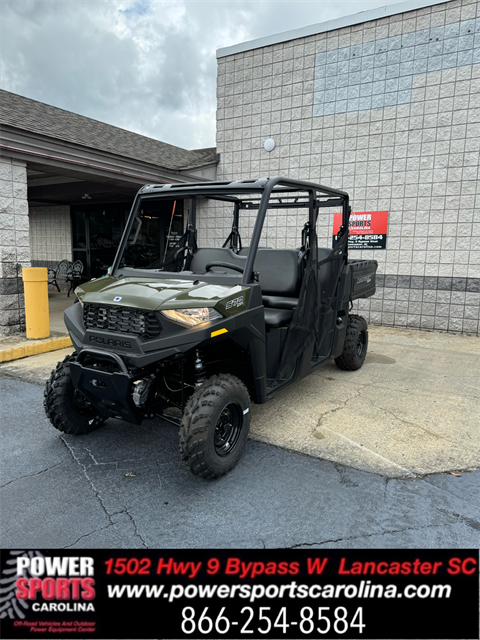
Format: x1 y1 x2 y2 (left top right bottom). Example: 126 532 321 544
0 462 63 489
286 523 446 548
60 443 148 546
123 508 148 548
62 524 114 549
312 383 370 431
335 465 359 487
435 508 480 532
85 448 100 466
61 437 115 525
384 477 391 500
0 371 45 386
421 475 480 506
106 508 148 548
364 398 447 440
83 457 155 470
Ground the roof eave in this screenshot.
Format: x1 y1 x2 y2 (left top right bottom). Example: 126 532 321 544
216 0 452 58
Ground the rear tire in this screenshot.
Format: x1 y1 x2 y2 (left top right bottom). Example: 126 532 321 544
44 354 107 435
335 314 368 371
179 374 251 479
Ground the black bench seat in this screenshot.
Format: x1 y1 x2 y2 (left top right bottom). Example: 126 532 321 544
189 247 304 329
264 308 294 328
262 296 298 310
253 249 302 328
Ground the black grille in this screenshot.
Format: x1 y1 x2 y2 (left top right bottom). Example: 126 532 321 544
83 304 162 340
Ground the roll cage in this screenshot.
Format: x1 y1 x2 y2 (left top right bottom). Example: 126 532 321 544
112 177 351 281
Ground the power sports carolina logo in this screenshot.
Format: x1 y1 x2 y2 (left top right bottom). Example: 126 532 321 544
0 551 44 619
0 551 96 616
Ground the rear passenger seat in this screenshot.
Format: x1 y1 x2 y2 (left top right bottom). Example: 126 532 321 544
189 248 246 273
189 247 305 328
254 249 303 328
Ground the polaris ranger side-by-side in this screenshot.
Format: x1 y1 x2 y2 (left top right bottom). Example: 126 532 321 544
44 178 378 478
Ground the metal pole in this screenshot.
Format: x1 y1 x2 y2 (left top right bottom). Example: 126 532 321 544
163 200 177 261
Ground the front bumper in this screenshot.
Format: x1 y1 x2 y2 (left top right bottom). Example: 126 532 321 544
69 349 142 424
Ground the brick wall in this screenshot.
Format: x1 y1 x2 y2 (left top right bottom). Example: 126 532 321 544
212 0 480 335
0 157 30 335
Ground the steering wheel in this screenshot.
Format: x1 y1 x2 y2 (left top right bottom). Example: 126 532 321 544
205 262 244 274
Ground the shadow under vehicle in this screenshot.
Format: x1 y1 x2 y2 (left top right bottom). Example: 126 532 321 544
44 178 377 478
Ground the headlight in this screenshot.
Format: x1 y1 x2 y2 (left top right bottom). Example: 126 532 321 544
161 307 223 327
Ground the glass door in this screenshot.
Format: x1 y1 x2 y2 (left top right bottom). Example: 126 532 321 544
71 204 130 280
89 207 127 278
71 200 184 279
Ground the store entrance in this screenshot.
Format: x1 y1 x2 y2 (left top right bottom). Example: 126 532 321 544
71 200 184 279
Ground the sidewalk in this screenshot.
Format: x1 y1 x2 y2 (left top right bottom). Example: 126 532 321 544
252 326 480 478
0 324 478 479
0 292 73 362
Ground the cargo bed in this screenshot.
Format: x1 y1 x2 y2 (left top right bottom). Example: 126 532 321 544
346 259 378 299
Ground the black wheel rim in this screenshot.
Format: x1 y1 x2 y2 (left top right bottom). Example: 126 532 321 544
214 403 243 456
73 389 98 418
357 330 367 358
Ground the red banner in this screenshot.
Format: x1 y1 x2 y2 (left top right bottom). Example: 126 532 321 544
333 211 388 249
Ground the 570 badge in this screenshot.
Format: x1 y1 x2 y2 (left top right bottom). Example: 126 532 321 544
226 296 244 310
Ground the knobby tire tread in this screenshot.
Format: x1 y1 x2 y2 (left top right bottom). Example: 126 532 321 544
44 354 106 435
179 374 250 479
334 314 368 371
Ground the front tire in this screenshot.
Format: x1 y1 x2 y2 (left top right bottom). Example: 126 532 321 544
179 374 251 479
44 354 107 435
335 314 368 371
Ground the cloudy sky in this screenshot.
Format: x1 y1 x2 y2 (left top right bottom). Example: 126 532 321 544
1 0 401 149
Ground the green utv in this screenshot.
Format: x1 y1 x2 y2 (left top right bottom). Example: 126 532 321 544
44 178 377 478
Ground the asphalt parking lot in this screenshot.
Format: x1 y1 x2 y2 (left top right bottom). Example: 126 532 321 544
2 324 479 477
1 375 479 550
0 325 479 549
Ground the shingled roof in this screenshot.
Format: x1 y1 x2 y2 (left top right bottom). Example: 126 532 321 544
0 89 217 171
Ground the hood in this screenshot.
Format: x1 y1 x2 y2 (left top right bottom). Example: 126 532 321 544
75 276 245 311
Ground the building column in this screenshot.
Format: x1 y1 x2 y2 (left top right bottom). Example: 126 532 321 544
0 157 30 335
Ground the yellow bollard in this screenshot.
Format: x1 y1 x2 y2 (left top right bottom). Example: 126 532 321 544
22 268 50 339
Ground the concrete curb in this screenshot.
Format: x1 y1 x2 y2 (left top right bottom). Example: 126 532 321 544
0 337 72 363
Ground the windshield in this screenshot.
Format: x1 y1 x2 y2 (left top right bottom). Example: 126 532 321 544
119 198 184 269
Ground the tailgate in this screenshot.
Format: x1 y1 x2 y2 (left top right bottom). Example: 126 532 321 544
347 259 378 299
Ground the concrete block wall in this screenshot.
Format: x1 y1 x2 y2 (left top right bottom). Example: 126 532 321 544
0 156 30 335
211 0 480 335
29 205 72 291
29 205 71 270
